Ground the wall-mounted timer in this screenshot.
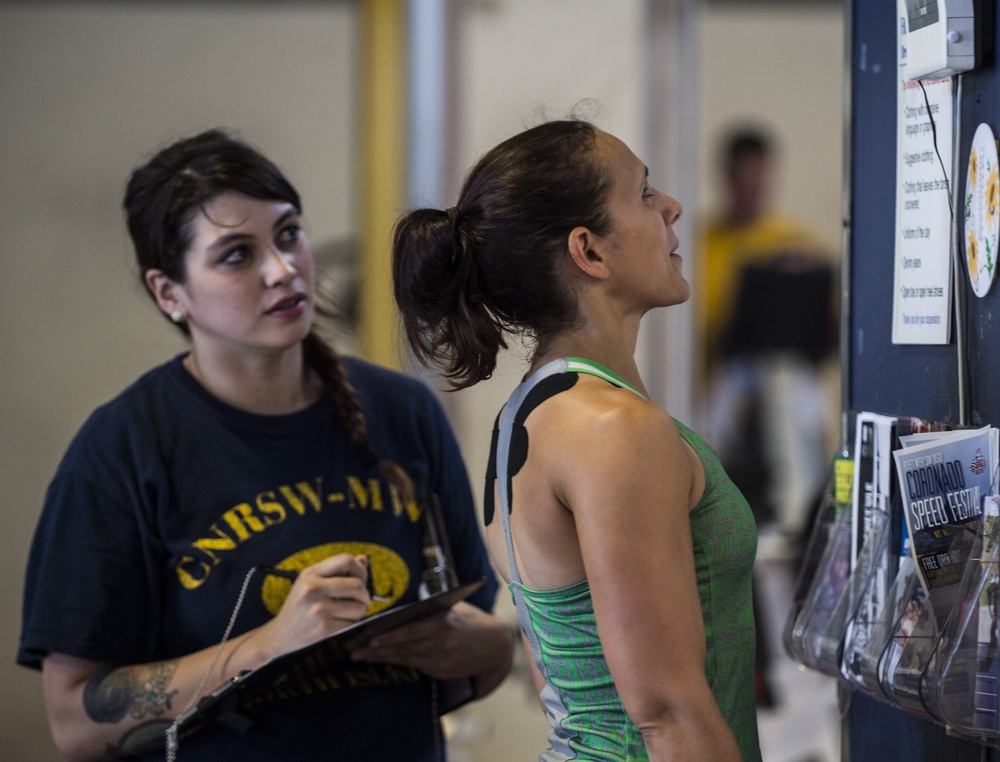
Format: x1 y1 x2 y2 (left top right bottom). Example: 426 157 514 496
900 0 979 80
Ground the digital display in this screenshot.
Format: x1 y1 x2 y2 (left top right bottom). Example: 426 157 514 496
906 0 940 32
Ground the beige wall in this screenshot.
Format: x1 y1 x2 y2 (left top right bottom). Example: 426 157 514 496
0 2 843 760
0 4 357 759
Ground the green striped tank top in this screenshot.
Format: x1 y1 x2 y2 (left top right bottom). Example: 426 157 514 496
494 357 761 761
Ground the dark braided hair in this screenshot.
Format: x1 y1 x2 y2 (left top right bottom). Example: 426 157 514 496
302 331 414 503
124 128 414 503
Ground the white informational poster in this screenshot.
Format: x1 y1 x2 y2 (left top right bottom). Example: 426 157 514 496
892 2 953 345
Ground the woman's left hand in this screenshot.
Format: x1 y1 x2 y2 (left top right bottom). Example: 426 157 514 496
349 601 513 696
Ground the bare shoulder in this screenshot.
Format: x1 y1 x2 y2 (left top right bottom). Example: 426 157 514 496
526 375 693 498
530 374 676 452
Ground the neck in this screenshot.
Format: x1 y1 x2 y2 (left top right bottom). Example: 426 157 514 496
532 321 647 398
184 345 320 415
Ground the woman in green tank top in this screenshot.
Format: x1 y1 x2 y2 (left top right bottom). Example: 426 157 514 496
392 118 762 762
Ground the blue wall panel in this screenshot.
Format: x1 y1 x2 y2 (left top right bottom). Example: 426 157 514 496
848 1 1000 758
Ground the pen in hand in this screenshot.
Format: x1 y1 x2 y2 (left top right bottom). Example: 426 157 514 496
257 565 298 582
257 563 390 603
361 555 391 602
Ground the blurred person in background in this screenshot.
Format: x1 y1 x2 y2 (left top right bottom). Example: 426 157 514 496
698 125 839 707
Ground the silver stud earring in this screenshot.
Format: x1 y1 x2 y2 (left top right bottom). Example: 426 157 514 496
170 310 184 323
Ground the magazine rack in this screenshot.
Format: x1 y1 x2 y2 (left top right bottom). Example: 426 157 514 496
788 510 1000 746
785 411 1000 746
785 504 889 679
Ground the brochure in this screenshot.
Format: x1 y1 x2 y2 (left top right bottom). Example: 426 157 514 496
842 412 898 685
894 426 997 600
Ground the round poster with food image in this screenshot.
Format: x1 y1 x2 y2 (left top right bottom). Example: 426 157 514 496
964 122 999 298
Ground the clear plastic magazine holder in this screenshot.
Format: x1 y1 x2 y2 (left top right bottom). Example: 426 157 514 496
855 550 939 713
923 523 1000 747
839 509 898 695
786 506 889 680
783 481 847 667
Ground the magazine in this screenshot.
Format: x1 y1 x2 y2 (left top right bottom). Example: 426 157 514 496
850 412 898 569
842 412 898 686
876 426 996 714
893 426 998 602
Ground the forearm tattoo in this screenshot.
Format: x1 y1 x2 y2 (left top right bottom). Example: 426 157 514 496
83 660 180 723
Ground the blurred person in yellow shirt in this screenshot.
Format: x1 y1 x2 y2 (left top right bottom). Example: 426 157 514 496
700 127 833 382
697 126 838 708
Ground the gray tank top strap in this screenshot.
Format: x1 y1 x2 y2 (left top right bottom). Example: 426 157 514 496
497 358 569 586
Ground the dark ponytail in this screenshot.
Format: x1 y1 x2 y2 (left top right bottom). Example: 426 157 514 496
392 207 508 389
392 119 613 389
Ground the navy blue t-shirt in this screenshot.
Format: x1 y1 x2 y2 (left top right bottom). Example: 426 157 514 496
18 354 498 761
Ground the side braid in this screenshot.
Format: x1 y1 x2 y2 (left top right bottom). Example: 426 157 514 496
302 332 416 505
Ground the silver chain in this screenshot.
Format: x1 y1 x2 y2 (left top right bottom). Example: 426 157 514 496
165 565 259 762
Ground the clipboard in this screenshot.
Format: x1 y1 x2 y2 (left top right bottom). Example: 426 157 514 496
172 577 487 741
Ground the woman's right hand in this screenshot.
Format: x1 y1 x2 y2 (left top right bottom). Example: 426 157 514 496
243 553 372 663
